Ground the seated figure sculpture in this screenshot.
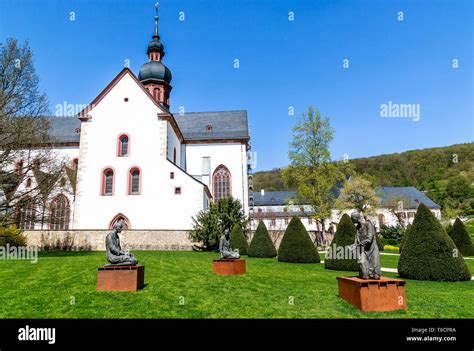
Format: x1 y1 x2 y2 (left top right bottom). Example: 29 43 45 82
105 220 138 265
219 228 240 259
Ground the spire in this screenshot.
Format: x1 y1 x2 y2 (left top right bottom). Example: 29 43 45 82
153 2 159 39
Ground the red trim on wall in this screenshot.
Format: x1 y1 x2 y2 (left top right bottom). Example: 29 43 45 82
212 164 232 201
127 165 142 195
109 213 131 230
117 133 130 157
100 166 115 196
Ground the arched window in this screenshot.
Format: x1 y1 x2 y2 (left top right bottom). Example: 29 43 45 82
213 165 231 201
102 168 114 195
128 167 141 195
49 195 70 230
26 178 32 188
117 134 129 157
109 213 131 230
378 214 385 226
17 198 36 230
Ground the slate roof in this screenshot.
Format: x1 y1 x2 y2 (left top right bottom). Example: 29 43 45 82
173 110 249 141
45 117 81 143
252 186 441 209
46 110 249 143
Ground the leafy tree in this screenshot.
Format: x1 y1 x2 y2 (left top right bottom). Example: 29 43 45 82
230 223 248 255
278 216 320 263
189 197 247 251
448 218 474 257
324 214 358 271
446 175 471 201
0 224 26 246
398 203 471 281
335 176 379 215
282 106 350 236
248 221 277 258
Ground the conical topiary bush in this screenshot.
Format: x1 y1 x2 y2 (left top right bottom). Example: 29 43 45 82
278 216 320 263
449 218 474 257
248 221 277 258
325 214 358 271
230 223 248 255
399 224 412 254
398 203 471 281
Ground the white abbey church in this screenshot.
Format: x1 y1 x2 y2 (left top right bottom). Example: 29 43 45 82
7 9 250 237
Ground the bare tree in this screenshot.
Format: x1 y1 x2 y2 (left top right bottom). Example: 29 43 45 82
0 38 64 226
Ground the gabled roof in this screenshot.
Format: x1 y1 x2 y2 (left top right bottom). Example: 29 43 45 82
252 186 441 209
45 117 81 143
379 186 441 209
173 110 249 142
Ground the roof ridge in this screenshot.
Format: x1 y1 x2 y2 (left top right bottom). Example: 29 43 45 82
173 110 247 115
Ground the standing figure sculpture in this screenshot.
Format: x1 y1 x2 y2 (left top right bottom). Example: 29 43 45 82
105 220 138 265
219 228 240 259
350 211 381 280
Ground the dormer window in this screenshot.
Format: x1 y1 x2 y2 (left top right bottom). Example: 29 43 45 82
206 124 213 132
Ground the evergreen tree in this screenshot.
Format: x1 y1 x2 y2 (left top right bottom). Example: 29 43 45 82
325 214 358 271
448 218 474 257
248 221 277 258
278 216 320 263
230 223 248 255
398 204 471 281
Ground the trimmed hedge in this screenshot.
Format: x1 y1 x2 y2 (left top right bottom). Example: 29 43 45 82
325 214 358 271
278 216 320 263
449 218 474 257
248 221 277 258
230 224 248 255
398 203 471 281
399 224 412 254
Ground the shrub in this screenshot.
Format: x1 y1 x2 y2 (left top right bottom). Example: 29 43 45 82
278 216 320 263
382 238 398 246
379 224 405 242
189 197 247 251
0 225 26 247
448 218 474 257
376 234 384 252
325 214 358 271
248 221 277 258
398 203 471 281
230 224 248 255
384 245 399 251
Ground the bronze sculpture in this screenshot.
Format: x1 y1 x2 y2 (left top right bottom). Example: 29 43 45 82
105 220 138 265
350 211 381 280
219 228 240 259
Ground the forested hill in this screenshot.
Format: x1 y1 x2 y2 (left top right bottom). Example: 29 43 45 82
253 143 474 191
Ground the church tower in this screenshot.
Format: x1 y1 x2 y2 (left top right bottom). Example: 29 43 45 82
138 3 172 108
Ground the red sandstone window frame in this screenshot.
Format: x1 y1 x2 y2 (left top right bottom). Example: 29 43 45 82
117 133 130 157
212 164 232 201
16 197 36 230
109 213 131 230
127 166 142 195
101 167 115 196
49 194 70 230
174 186 182 195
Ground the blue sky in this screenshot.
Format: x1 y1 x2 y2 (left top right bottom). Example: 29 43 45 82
0 0 472 171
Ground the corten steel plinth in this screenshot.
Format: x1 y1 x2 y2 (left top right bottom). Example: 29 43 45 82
213 259 246 275
96 265 145 291
336 276 407 312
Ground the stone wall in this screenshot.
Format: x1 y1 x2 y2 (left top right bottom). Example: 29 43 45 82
23 230 194 251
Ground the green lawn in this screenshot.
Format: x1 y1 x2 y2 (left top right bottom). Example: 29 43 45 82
0 251 472 318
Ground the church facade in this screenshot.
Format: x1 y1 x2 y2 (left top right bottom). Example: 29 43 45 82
9 10 250 232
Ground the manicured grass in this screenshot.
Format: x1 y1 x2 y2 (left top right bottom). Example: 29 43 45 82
0 251 472 318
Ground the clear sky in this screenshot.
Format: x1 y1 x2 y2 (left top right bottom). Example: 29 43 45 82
1 0 472 171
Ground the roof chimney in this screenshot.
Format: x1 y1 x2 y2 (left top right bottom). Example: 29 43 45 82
261 189 265 196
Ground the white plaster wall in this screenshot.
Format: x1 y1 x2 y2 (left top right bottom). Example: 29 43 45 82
185 142 248 213
167 122 182 167
74 72 207 230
